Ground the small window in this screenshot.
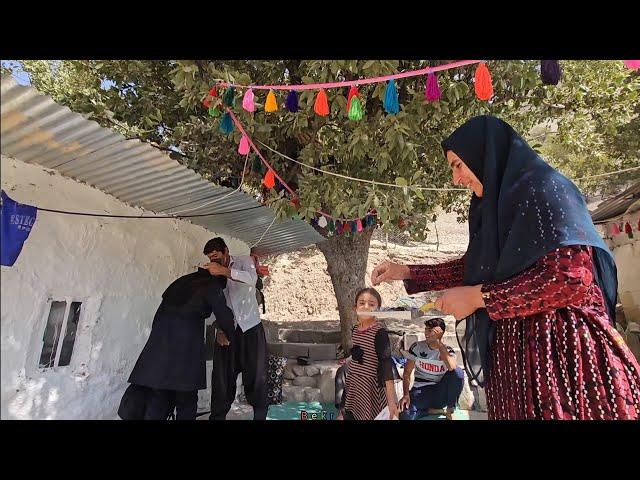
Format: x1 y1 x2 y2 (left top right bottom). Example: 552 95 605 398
39 300 82 369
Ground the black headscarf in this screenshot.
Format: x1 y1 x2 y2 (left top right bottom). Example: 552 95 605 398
441 115 617 387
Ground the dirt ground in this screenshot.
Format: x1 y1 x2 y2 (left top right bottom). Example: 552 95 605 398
260 209 469 322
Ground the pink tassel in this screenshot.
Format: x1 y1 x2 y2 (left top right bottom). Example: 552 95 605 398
611 223 621 235
356 219 363 232
624 60 640 69
425 72 441 102
242 89 255 112
238 135 250 155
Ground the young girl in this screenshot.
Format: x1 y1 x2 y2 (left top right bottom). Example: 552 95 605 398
337 288 399 420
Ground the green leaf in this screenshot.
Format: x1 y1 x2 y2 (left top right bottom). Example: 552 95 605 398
395 177 408 186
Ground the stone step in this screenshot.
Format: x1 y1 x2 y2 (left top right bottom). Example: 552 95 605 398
268 342 338 360
282 385 323 403
277 328 342 344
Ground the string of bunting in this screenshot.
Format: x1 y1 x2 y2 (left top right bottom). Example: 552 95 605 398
206 60 640 237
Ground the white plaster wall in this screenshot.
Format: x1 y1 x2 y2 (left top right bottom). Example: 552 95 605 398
1 155 249 419
602 211 640 324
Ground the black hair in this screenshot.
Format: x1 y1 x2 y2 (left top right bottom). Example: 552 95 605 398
203 237 227 255
354 288 382 308
424 317 446 331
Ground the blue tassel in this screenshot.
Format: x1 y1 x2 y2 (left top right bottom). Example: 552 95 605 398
219 112 234 134
383 79 399 115
285 90 299 112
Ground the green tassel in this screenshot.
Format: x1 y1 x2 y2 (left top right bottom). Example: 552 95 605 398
252 156 264 174
328 220 335 232
223 87 236 107
208 105 221 117
348 96 364 121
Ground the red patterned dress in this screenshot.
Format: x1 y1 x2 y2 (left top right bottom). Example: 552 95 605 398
405 245 640 420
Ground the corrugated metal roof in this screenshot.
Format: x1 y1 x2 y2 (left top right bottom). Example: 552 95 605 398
1 76 325 256
590 182 640 222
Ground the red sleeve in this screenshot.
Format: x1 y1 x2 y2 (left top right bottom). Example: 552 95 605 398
403 256 465 294
482 245 595 320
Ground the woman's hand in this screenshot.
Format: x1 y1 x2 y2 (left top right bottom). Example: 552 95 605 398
371 261 411 285
435 285 485 320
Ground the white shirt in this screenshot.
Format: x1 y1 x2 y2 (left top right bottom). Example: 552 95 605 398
408 341 455 387
222 255 261 333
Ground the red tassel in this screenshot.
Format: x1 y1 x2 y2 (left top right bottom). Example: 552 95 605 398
474 63 494 101
203 87 218 108
263 169 276 189
625 222 633 238
347 86 359 112
314 89 330 116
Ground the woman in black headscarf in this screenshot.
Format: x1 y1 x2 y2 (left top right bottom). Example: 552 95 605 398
372 115 640 420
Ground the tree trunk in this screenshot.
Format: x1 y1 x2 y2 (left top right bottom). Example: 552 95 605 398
317 228 375 353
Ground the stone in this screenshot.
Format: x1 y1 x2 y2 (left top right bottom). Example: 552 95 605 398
318 369 337 405
283 367 296 380
304 387 322 403
403 333 425 350
282 385 305 402
292 365 306 376
308 343 338 360
305 365 320 376
458 378 476 410
293 376 317 388
474 386 488 412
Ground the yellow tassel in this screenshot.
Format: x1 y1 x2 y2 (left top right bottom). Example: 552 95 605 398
265 90 278 112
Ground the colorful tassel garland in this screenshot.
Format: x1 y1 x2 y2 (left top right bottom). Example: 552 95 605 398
425 72 441 102
238 135 250 155
318 215 328 228
285 90 299 112
219 112 234 134
242 89 255 112
348 96 364 121
347 86 359 112
624 60 640 69
625 222 633 239
541 60 562 85
265 90 278 112
356 219 363 232
314 89 330 116
223 87 236 107
474 63 494 101
384 79 400 114
263 169 276 189
208 105 221 117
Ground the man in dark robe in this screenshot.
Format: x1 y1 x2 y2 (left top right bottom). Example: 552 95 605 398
119 264 234 420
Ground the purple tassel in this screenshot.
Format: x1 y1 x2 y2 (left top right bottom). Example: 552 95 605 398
541 60 562 85
285 90 299 112
425 72 441 102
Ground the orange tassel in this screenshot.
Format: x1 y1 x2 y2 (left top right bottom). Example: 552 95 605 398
265 90 278 112
314 89 330 116
474 63 493 101
263 169 276 189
